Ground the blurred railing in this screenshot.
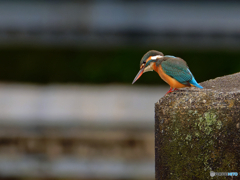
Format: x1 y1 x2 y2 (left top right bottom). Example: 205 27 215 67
0 84 168 179
0 126 154 179
0 1 239 48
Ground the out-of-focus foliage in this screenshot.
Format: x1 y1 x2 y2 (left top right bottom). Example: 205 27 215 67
0 47 239 84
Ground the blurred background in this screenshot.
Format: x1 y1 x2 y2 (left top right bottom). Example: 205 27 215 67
0 0 240 180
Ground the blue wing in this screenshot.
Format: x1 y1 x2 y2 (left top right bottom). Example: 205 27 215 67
161 57 203 88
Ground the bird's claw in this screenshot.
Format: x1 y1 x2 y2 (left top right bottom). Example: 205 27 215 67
165 88 179 95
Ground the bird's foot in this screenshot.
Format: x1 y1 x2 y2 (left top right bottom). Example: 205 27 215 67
165 87 173 95
165 88 179 95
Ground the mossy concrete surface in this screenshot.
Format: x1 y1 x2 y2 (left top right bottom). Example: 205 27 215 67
155 73 240 179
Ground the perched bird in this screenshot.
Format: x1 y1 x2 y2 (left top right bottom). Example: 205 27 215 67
132 50 203 94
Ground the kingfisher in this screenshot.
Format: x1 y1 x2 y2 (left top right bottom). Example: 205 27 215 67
132 50 203 94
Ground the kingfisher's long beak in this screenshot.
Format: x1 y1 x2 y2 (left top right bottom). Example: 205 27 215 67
132 68 144 84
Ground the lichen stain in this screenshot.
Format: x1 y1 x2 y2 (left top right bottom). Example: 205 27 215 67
227 99 235 108
160 109 237 179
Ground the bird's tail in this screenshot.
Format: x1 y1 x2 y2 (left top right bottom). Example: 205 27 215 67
190 76 203 89
187 68 203 89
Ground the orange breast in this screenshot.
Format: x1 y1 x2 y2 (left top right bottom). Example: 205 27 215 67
153 64 189 88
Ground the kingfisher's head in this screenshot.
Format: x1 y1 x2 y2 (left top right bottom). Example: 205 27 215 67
132 50 164 84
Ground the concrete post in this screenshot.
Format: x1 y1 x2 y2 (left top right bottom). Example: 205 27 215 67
155 73 240 179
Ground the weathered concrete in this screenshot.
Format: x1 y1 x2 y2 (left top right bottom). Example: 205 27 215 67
155 73 240 179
